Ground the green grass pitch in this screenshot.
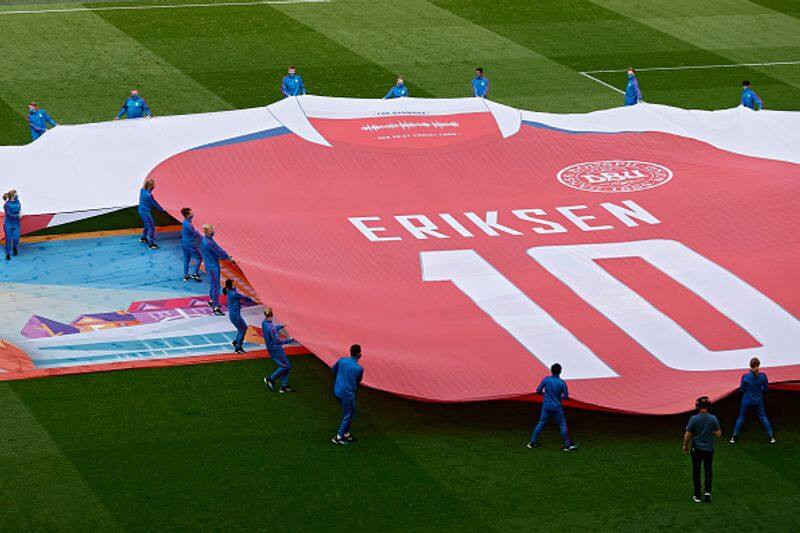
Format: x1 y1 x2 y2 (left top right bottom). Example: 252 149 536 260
1 0 800 530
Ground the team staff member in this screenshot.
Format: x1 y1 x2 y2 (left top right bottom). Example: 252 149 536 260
624 67 642 106
472 68 489 97
331 344 364 445
730 357 775 444
138 178 163 250
383 77 408 99
222 279 253 354
3 190 21 261
180 207 203 282
527 363 579 451
281 66 306 97
741 81 764 110
683 396 721 503
27 102 57 141
201 224 233 316
263 307 295 393
115 89 152 120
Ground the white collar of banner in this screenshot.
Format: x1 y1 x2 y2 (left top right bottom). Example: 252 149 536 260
267 95 522 147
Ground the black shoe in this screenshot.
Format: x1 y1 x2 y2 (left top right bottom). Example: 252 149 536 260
139 237 148 244
562 443 579 451
279 385 296 394
234 347 245 354
4 254 9 261
692 496 702 503
212 307 224 316
148 243 160 250
729 436 738 444
264 377 275 391
12 247 17 256
331 435 348 446
343 433 356 442
769 436 776 444
191 274 202 282
526 441 540 449
183 275 191 282
704 492 712 503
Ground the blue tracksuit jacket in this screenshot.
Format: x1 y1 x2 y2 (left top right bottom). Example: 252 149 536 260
281 74 306 97
624 74 642 106
332 356 363 399
740 371 768 404
384 84 408 99
741 87 763 110
28 109 57 140
201 235 230 269
138 188 163 215
180 217 201 247
117 95 152 119
472 76 489 97
536 375 569 410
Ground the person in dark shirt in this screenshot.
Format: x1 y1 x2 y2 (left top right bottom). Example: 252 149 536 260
683 396 721 503
527 363 578 451
730 357 775 444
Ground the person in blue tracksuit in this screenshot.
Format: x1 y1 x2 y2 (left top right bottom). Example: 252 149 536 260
27 102 57 141
730 357 775 444
281 66 306 97
138 179 163 249
472 68 490 98
114 89 152 120
179 207 203 282
262 307 296 393
528 363 579 450
3 190 21 261
383 77 408 99
741 81 763 111
624 68 642 106
222 279 253 354
201 224 233 316
331 344 364 445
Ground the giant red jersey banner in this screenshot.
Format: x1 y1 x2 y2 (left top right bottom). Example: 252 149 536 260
143 99 800 414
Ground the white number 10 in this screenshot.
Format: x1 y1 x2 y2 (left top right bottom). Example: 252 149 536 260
421 239 800 378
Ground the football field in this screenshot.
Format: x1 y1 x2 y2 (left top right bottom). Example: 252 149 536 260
2 0 800 530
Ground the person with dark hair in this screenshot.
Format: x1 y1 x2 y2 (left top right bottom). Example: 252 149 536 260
624 67 642 106
138 178 164 250
3 190 21 261
222 279 253 354
262 307 295 393
527 363 578 451
27 102 57 141
383 76 408 99
741 81 764 110
331 344 364 445
472 67 489 98
281 66 306 97
730 357 775 444
201 224 234 316
683 396 721 503
179 207 203 282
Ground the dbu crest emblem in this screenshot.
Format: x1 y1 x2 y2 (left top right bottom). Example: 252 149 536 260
557 160 673 193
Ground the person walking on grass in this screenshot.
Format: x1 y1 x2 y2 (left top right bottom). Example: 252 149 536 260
201 224 234 316
138 178 164 250
115 89 152 120
624 67 642 106
3 190 21 261
223 279 253 354
281 66 306 97
263 307 295 394
180 207 203 282
331 344 364 445
730 357 775 444
683 396 721 503
472 67 489 98
27 102 57 141
741 80 764 111
527 363 578 451
383 76 408 99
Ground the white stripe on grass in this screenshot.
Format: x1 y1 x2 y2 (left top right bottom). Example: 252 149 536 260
0 0 329 16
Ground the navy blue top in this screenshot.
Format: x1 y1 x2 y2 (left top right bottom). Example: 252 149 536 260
536 375 569 410
740 371 768 404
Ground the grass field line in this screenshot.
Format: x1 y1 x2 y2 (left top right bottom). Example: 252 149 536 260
0 0 329 16
580 60 800 95
583 60 800 74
